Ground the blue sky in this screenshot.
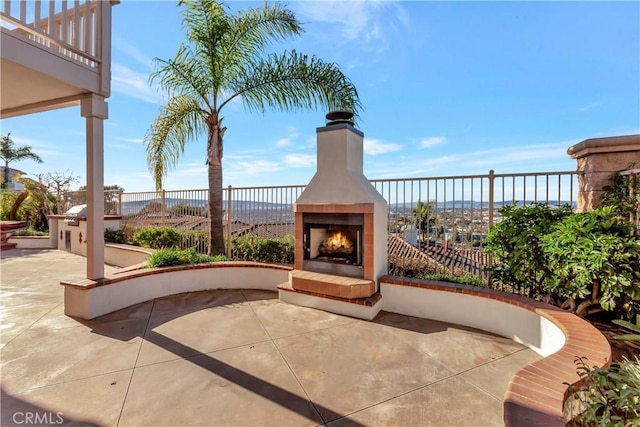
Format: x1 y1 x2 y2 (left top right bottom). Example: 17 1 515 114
2 0 639 192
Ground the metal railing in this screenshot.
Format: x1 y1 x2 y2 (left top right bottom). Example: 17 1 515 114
68 170 579 254
1 0 105 68
371 170 578 248
620 168 640 230
61 189 122 215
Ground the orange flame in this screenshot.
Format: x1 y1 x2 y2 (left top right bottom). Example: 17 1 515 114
324 231 353 249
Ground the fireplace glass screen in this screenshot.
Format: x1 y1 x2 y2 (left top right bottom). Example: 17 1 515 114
303 213 364 278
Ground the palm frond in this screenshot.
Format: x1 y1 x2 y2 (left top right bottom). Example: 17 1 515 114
145 94 207 190
224 50 362 118
222 3 303 70
151 45 212 109
179 0 230 96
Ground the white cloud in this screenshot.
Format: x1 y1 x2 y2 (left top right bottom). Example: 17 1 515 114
117 137 144 144
112 35 155 71
111 63 164 104
364 138 402 155
578 101 602 112
225 160 282 176
420 136 447 148
10 136 59 158
175 162 208 177
294 1 409 51
284 154 316 168
275 138 293 147
274 126 300 147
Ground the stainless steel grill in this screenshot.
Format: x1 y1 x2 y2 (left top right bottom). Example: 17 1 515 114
64 204 87 226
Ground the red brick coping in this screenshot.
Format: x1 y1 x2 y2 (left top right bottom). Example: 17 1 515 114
60 261 293 290
380 275 611 427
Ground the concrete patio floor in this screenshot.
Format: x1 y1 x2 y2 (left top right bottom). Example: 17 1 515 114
1 249 541 426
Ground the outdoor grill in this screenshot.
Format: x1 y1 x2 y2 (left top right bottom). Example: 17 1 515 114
63 204 87 226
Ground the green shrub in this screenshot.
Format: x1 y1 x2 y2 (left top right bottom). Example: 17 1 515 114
104 228 127 244
232 234 294 264
132 226 181 249
566 356 640 426
0 191 26 221
419 272 485 287
11 227 48 236
485 203 574 299
180 229 209 253
146 247 228 268
541 206 640 316
387 254 446 278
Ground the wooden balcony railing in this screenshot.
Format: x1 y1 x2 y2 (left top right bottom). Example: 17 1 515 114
1 0 113 69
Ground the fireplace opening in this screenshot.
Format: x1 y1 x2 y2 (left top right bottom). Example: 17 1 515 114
303 213 364 278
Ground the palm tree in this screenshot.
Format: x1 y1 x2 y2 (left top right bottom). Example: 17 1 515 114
412 200 435 237
0 133 43 189
145 0 361 255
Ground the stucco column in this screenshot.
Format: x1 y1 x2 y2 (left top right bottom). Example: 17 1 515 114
567 135 640 212
81 94 108 280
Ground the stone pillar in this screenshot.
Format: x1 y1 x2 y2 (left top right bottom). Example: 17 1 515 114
567 135 640 212
81 94 108 280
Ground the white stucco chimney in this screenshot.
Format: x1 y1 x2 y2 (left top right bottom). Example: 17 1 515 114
293 111 388 286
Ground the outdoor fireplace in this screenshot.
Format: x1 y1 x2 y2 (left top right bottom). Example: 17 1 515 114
289 111 388 299
303 212 364 278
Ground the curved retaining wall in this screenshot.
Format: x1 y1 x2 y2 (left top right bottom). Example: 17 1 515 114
60 262 611 427
380 276 611 427
104 243 154 268
8 235 52 249
62 262 292 320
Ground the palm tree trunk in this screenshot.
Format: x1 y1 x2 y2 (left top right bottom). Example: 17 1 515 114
207 115 226 255
3 160 9 188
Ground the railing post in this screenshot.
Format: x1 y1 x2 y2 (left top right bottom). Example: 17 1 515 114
117 190 122 216
226 185 232 258
487 169 496 287
488 169 495 229
161 189 166 225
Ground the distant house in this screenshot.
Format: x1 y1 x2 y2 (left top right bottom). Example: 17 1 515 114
0 166 25 190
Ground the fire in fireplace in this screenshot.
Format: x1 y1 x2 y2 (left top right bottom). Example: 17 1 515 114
303 213 364 278
319 231 355 258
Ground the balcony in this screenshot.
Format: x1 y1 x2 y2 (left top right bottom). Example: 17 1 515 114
0 0 118 118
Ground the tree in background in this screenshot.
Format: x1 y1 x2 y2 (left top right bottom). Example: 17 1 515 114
76 184 124 215
0 133 43 189
412 200 435 239
40 170 79 214
145 0 361 255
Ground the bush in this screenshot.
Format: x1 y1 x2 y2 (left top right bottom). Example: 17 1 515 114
0 191 27 221
566 356 640 426
485 203 574 299
132 226 181 249
232 234 294 264
387 254 446 278
146 247 227 268
11 227 48 236
104 228 127 244
419 272 485 287
541 206 640 316
180 230 209 253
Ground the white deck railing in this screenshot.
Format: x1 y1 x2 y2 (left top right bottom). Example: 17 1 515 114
1 0 103 68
